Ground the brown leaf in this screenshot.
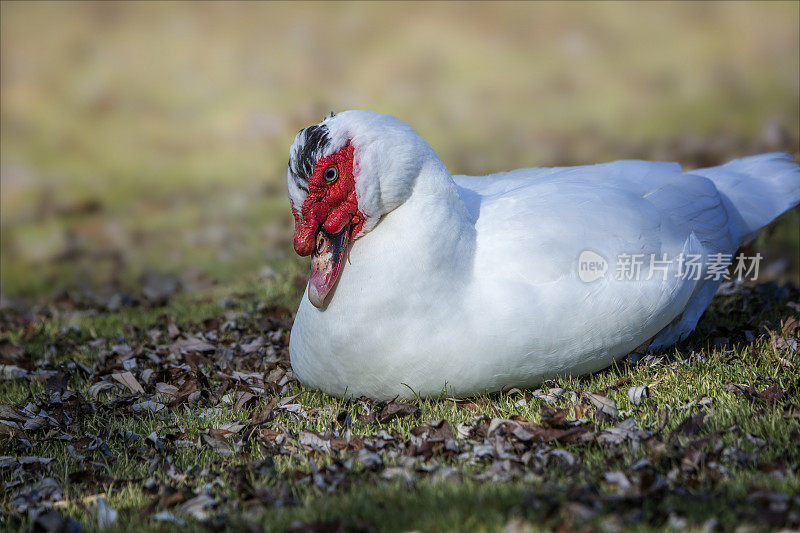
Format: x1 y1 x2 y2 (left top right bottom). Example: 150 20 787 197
772 336 799 353
250 397 279 426
235 391 256 411
757 385 784 405
377 402 419 423
169 379 201 407
201 430 234 457
540 406 568 429
240 337 266 354
112 372 145 394
258 428 285 443
87 381 116 398
573 403 591 419
11 477 64 513
757 460 787 474
446 397 501 414
726 381 755 397
130 401 166 414
155 382 179 396
410 419 453 441
217 422 245 434
0 456 54 469
584 392 618 418
533 425 589 443
781 316 799 337
727 381 784 404
299 432 332 453
627 386 649 405
488 417 589 444
172 337 216 354
358 400 420 424
177 492 216 520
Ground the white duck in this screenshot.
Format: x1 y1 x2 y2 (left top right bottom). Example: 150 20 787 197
286 110 799 399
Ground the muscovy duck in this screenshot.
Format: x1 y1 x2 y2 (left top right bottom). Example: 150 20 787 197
286 110 799 399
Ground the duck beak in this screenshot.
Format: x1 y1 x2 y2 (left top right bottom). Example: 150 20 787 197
308 225 350 308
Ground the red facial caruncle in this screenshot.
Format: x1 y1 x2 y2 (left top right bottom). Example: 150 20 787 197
291 141 365 308
292 142 365 257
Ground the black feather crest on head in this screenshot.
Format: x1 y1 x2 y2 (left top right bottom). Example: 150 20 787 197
289 123 331 193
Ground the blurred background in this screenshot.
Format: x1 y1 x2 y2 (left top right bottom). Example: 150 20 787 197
1 1 798 306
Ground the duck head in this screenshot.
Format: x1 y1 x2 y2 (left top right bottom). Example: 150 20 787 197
287 110 431 308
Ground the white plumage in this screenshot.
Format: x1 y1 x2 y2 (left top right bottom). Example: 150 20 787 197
287 111 800 399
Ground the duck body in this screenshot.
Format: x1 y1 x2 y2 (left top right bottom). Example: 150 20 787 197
286 111 800 399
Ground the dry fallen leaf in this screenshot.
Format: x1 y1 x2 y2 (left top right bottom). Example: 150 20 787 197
781 316 799 337
0 456 54 469
359 400 421 424
627 386 649 405
234 391 256 411
178 492 216 520
584 392 618 418
112 372 145 394
0 365 29 380
298 431 332 453
130 401 166 414
411 419 454 441
155 382 179 396
202 430 235 457
87 381 117 398
11 477 64 514
172 337 216 354
574 403 591 419
772 335 799 353
446 397 501 414
540 406 568 429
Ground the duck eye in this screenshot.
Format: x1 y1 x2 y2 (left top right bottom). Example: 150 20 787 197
323 166 338 183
